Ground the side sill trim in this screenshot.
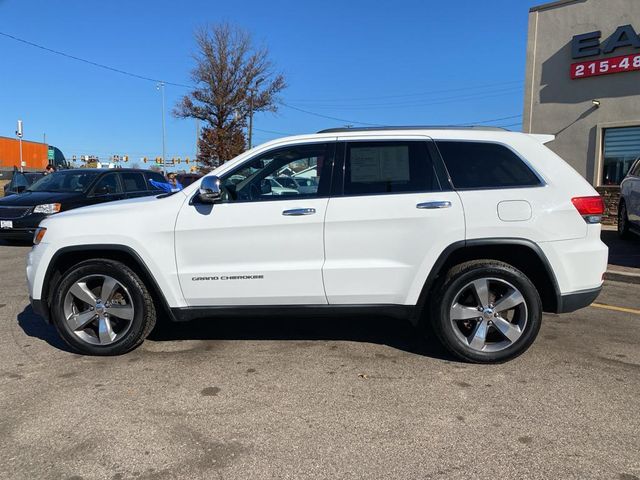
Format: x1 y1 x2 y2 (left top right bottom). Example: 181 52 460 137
170 304 414 322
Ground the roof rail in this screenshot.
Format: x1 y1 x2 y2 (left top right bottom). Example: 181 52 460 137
316 125 509 134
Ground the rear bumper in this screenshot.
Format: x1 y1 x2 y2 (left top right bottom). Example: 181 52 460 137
557 286 602 314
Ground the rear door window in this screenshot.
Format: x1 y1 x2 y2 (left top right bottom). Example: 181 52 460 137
343 141 440 195
93 173 122 195
436 141 541 189
121 172 147 192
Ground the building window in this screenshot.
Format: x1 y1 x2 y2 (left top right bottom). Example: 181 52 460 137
602 126 640 185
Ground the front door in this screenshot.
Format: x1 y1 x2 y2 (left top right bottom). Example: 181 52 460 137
323 137 465 305
175 141 335 306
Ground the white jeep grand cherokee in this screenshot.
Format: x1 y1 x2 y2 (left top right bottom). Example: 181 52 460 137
27 127 608 362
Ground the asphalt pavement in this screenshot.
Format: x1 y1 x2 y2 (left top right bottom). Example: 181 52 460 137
0 243 639 480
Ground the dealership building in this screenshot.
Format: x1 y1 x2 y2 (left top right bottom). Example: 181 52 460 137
523 0 640 219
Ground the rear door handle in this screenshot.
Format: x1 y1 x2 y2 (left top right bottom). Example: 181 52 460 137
416 201 452 209
282 208 316 216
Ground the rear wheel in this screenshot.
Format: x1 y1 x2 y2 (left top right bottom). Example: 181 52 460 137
52 259 156 355
430 260 542 363
618 201 632 239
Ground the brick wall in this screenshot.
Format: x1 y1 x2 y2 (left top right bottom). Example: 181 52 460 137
596 186 620 226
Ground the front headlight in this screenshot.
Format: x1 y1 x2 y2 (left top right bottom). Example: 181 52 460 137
33 203 61 214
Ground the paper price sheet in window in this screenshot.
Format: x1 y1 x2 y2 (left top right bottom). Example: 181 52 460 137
350 146 410 183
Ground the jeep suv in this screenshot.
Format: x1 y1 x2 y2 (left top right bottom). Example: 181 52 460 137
26 127 608 362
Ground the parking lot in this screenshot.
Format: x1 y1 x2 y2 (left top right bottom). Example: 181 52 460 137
0 243 638 480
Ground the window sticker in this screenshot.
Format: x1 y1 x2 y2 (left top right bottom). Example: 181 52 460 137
350 146 410 183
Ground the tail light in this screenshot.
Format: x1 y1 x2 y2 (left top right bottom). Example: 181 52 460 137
571 196 605 224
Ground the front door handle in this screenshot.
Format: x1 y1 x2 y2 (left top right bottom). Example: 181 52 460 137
282 208 316 216
416 201 452 209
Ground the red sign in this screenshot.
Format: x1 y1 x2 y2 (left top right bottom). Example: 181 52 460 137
571 53 640 79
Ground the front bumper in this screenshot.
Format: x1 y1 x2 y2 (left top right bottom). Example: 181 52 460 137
557 286 602 314
30 296 51 323
0 213 46 241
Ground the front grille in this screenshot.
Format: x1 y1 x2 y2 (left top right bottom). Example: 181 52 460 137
0 206 32 219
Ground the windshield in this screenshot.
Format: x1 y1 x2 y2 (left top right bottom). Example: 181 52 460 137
27 170 100 193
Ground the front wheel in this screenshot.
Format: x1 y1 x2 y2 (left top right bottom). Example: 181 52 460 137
51 259 156 355
430 260 542 363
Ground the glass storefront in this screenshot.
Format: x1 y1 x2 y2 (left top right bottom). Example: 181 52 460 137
602 126 640 185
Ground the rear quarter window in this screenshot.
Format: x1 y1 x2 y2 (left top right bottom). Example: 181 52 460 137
145 172 167 191
436 141 541 189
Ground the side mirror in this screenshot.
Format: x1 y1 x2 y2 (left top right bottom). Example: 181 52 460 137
14 185 26 194
94 185 110 196
199 175 222 203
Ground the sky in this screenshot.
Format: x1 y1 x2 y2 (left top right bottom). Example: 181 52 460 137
0 0 538 169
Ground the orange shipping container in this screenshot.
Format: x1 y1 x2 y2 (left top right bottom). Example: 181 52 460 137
0 136 49 171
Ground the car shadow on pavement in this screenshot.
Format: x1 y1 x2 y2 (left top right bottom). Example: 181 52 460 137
148 314 456 361
601 229 640 269
17 305 74 353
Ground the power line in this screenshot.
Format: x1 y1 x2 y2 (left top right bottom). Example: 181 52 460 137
280 103 382 126
253 127 296 136
455 114 522 126
284 87 523 111
0 31 191 88
1 30 524 134
287 80 524 103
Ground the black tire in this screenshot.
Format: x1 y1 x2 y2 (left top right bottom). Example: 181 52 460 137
618 200 632 239
429 259 542 364
51 259 156 355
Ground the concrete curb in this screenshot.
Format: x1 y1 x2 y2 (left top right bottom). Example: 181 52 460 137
605 269 640 284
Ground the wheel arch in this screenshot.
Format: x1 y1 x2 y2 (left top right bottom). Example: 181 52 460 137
41 244 176 324
412 238 562 325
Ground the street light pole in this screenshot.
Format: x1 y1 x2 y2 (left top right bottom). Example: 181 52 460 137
157 82 166 175
16 120 24 173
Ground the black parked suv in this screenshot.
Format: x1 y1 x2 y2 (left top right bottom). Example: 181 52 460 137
0 168 167 241
3 171 45 197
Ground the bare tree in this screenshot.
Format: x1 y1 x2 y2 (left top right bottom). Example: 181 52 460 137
174 23 286 170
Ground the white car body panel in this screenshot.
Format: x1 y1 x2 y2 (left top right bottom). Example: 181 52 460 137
174 197 329 306
28 193 188 308
323 190 464 305
27 128 608 315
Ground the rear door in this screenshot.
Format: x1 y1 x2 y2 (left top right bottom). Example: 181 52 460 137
87 172 125 205
121 171 151 199
322 136 465 305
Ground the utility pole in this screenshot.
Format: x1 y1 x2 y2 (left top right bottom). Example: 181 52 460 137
247 79 263 150
16 120 24 173
195 118 200 159
248 88 254 149
157 82 166 175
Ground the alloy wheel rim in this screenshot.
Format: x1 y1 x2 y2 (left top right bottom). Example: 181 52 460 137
63 275 135 346
449 277 528 353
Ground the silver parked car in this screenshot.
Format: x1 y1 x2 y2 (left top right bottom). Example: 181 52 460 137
618 157 640 238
